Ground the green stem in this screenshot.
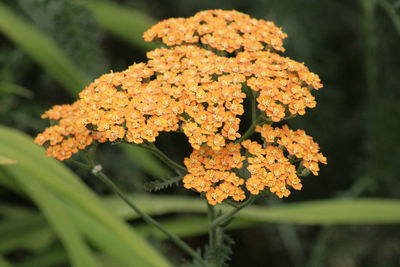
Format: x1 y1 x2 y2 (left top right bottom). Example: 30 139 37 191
250 89 257 123
95 171 205 264
207 204 225 267
140 143 187 174
235 115 264 144
207 204 216 250
362 0 378 99
67 159 91 170
211 196 256 228
379 0 400 37
84 150 206 266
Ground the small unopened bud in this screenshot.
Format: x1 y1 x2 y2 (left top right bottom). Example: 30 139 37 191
92 164 103 175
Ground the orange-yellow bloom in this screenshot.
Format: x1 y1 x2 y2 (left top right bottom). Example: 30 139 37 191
143 9 287 53
35 9 326 205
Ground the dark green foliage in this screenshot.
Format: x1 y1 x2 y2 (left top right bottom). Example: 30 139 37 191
16 0 108 78
184 234 234 267
203 233 235 267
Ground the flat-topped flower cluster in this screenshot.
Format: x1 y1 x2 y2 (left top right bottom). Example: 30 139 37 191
35 10 326 205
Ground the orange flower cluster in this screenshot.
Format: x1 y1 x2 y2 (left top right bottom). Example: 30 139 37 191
183 143 246 205
35 45 248 159
182 124 326 202
36 9 326 205
242 51 322 121
35 102 93 160
147 46 247 150
242 125 326 198
144 9 287 53
256 124 327 175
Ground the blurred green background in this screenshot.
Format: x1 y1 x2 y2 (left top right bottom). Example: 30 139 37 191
0 0 400 266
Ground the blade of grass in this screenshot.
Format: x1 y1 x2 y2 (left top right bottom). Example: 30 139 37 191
8 169 101 267
80 0 157 51
0 2 88 96
63 199 164 267
104 194 400 225
15 245 68 267
0 204 36 218
0 126 172 267
379 0 400 36
0 257 12 267
0 82 33 98
0 213 53 253
0 155 16 165
135 216 252 239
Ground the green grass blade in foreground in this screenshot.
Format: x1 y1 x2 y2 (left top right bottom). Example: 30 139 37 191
8 172 100 267
16 245 68 267
0 82 33 98
104 194 400 225
121 144 172 178
0 126 172 267
0 3 88 96
135 216 251 239
0 211 53 253
379 0 400 36
0 256 12 267
82 0 157 51
64 200 167 266
0 171 167 267
0 155 16 165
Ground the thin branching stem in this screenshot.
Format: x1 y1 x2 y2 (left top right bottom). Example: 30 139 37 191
139 143 187 174
82 148 206 266
211 196 257 228
250 89 257 123
207 204 216 250
379 0 400 36
235 115 264 144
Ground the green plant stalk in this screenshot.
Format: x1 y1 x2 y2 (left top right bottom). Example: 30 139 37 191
250 89 257 123
211 196 257 228
378 0 400 37
207 204 216 250
235 115 264 144
94 171 204 264
140 143 187 174
362 0 378 99
84 151 205 265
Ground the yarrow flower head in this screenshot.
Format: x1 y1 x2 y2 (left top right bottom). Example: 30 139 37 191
35 9 326 204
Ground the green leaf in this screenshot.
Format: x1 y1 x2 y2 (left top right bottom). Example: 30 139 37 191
63 201 161 267
0 155 16 165
0 212 53 253
104 194 400 225
0 82 32 98
0 2 88 96
0 126 172 267
15 245 68 267
11 176 101 267
144 175 182 192
379 0 400 37
82 0 157 51
135 216 251 239
239 198 400 224
0 256 12 267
